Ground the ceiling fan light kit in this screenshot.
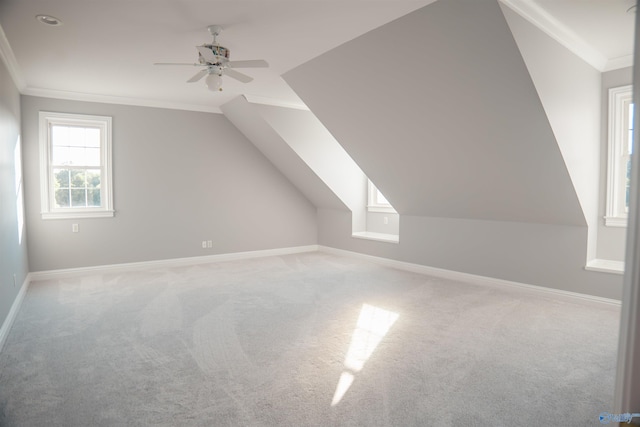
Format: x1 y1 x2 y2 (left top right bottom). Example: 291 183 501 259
205 73 223 91
154 24 269 92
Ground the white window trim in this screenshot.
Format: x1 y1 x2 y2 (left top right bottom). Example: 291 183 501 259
605 85 633 227
39 111 114 219
367 180 397 213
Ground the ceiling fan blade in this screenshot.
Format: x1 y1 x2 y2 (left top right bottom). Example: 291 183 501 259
187 69 208 83
227 59 269 68
154 62 202 66
224 68 253 83
196 45 217 63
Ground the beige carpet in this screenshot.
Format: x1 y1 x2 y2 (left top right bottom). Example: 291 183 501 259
0 252 620 426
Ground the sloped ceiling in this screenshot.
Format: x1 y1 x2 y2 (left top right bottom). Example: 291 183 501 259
284 0 586 226
221 96 347 211
221 97 368 230
254 103 368 216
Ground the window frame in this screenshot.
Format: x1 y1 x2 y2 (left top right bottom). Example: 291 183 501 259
605 85 633 227
367 180 396 213
39 111 114 219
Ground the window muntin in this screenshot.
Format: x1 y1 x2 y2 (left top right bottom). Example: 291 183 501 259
39 112 114 219
605 86 633 227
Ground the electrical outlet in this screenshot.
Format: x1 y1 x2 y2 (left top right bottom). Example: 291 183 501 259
384 216 389 225
72 223 79 233
207 240 212 248
13 274 17 288
201 241 207 249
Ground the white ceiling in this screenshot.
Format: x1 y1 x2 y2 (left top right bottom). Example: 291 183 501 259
535 0 636 60
0 0 635 113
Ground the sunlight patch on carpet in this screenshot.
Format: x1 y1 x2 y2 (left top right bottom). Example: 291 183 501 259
331 304 399 406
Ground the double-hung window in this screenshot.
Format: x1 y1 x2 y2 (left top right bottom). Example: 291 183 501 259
605 85 633 226
39 112 114 219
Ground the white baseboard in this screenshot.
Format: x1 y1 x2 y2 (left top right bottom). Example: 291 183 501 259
30 245 319 281
319 245 621 306
0 273 31 353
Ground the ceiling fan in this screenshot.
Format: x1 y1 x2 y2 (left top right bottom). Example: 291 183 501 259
154 25 269 91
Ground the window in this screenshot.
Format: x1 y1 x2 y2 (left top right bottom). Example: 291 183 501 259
39 112 114 219
605 85 633 227
367 180 396 213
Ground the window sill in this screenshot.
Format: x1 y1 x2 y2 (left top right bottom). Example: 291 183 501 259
604 216 627 227
352 231 399 244
367 205 397 214
42 210 115 220
585 259 624 275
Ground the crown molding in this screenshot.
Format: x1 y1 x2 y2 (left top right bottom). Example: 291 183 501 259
22 86 223 114
500 0 609 71
1 22 222 114
604 54 634 72
0 23 26 91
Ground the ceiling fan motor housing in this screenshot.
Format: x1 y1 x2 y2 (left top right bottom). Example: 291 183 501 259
198 45 230 65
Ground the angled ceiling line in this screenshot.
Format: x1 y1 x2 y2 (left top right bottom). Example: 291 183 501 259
499 0 610 71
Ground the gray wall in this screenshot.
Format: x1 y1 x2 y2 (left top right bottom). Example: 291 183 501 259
283 0 623 299
501 3 602 261
0 58 29 327
598 67 633 261
318 209 622 299
366 212 400 235
284 0 585 227
21 96 318 271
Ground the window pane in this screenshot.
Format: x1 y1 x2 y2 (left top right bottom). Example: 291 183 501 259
85 147 101 166
68 127 87 147
52 146 70 165
54 169 70 188
68 147 87 165
51 126 69 146
55 189 70 208
86 170 101 188
71 189 87 207
376 190 390 205
84 128 101 148
87 189 101 207
70 170 86 188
